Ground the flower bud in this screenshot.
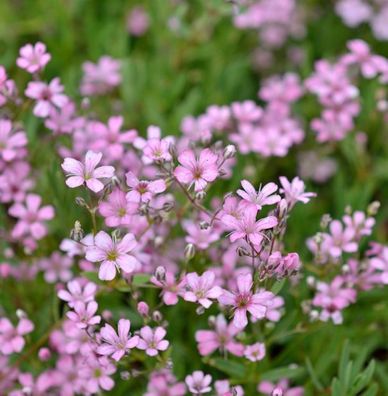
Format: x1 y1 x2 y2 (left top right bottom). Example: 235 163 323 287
208 315 216 327
195 191 206 201
196 306 205 315
75 197 88 207
367 201 380 216
320 214 331 229
120 371 130 380
152 310 163 322
112 229 122 242
155 266 166 282
70 220 84 242
237 246 249 257
162 201 175 212
137 301 149 317
184 243 196 261
272 387 284 396
199 221 210 230
223 144 236 159
16 309 26 319
38 347 51 361
277 198 288 219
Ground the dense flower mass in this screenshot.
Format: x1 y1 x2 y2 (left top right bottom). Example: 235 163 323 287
1 1 388 395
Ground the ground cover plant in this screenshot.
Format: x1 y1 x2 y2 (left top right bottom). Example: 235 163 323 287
1 0 388 395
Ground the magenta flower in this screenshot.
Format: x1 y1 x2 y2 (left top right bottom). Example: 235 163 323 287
195 314 244 356
244 342 266 362
184 271 223 309
99 188 138 227
0 317 34 355
25 78 67 118
185 371 212 395
16 42 51 73
279 176 316 206
237 180 280 210
61 151 115 193
218 273 274 329
222 205 278 247
66 301 101 329
151 271 186 305
0 119 27 162
57 279 97 308
97 319 139 361
137 326 169 356
126 172 166 203
85 231 140 281
174 148 219 191
8 193 55 240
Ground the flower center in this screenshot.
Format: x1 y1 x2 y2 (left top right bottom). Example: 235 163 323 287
236 293 251 308
107 250 118 261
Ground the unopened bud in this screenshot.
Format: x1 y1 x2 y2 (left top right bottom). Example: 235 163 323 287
306 276 315 287
232 387 239 396
237 246 249 257
38 347 51 361
223 144 236 159
16 309 26 319
112 229 122 242
208 315 216 327
199 221 210 230
313 232 323 245
155 266 166 282
310 310 319 321
152 310 163 322
75 197 88 208
196 306 205 315
120 371 130 380
277 198 288 218
154 236 164 247
137 301 149 317
162 201 175 212
320 214 332 229
184 243 196 261
195 191 206 201
110 175 121 188
345 205 352 215
166 358 173 370
81 97 90 109
342 264 349 273
168 143 177 158
367 201 380 216
22 387 32 395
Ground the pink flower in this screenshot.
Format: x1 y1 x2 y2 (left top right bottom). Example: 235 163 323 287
218 273 274 329
99 188 138 227
342 210 375 239
0 317 34 354
137 326 169 356
16 42 51 73
92 116 137 161
237 180 280 210
0 119 27 162
126 172 166 203
182 220 220 250
186 371 212 394
174 148 219 191
231 100 262 123
370 247 388 284
0 161 33 203
195 314 244 356
342 39 387 78
145 369 186 396
8 193 55 240
127 6 150 36
151 271 186 305
258 379 304 396
57 279 97 308
66 301 101 329
80 56 121 96
244 342 266 362
134 125 174 164
222 205 278 247
25 78 67 118
97 319 139 361
215 380 244 396
279 176 316 206
61 150 115 193
44 101 78 135
85 231 140 281
323 220 358 258
39 252 73 283
184 271 223 308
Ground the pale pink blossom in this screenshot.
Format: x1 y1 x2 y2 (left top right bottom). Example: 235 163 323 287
218 273 274 329
85 231 140 281
279 176 316 206
66 301 101 329
237 180 280 210
39 252 73 283
174 148 219 191
258 379 304 396
16 42 51 73
61 150 115 193
58 279 97 308
127 6 150 36
145 369 186 396
0 317 34 355
97 319 139 361
215 380 244 396
137 326 169 356
25 78 67 118
184 271 223 308
126 172 166 203
151 271 186 305
195 314 244 356
244 342 266 362
0 119 27 162
183 220 220 250
185 371 212 395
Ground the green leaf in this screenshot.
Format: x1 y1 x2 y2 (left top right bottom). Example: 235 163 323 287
305 357 324 391
271 278 286 295
260 365 305 382
209 358 246 379
81 271 101 284
132 274 151 286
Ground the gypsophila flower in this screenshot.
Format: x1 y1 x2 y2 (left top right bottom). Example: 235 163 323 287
137 326 169 356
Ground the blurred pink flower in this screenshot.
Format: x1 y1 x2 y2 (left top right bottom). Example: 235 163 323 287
0 317 34 355
57 279 97 308
237 180 280 210
137 326 169 356
0 119 27 162
244 342 266 362
16 42 51 73
184 271 223 308
185 371 212 395
66 301 101 329
127 6 150 36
